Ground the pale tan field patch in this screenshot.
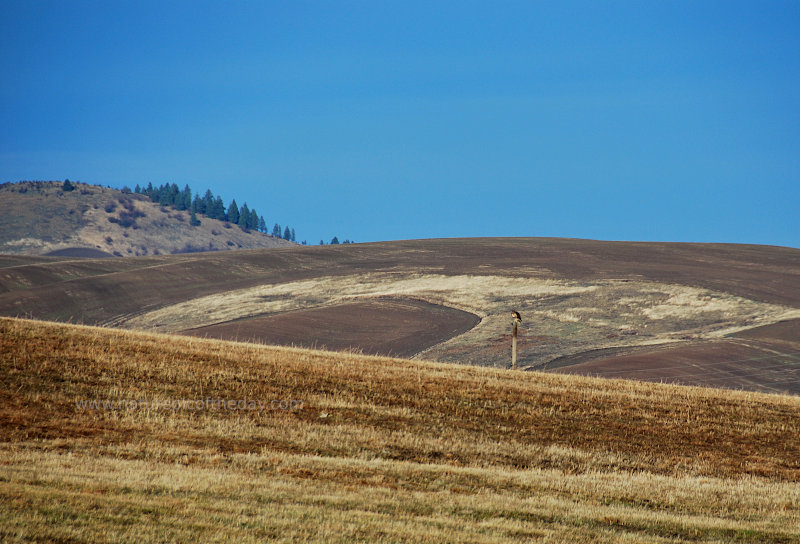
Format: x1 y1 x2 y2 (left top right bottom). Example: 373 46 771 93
119 272 800 368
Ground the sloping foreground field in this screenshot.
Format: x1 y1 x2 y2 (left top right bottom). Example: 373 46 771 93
2 318 799 543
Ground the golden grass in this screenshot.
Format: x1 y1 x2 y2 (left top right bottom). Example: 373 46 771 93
1 317 799 542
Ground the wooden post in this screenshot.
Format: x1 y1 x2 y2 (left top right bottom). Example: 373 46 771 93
512 320 518 369
510 310 522 370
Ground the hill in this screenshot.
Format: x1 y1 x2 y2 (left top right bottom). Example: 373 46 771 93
0 237 798 393
0 181 294 256
1 317 798 542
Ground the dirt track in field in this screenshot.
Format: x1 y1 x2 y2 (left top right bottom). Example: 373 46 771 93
183 297 481 358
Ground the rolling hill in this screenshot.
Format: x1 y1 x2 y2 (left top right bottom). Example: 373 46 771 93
0 237 798 393
1 317 798 542
0 181 293 257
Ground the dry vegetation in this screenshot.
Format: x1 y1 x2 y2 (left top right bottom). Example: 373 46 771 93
121 272 800 368
2 317 799 542
0 181 292 257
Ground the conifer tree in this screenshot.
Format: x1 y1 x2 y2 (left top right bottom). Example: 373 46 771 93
227 200 240 224
250 210 259 232
202 190 214 215
158 184 171 206
170 183 180 206
238 203 250 229
211 196 225 220
179 184 191 210
192 194 202 214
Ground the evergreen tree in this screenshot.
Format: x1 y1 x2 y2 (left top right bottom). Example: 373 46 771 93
178 184 191 210
210 196 224 220
330 236 340 245
227 199 240 224
319 240 325 245
169 183 180 206
192 194 202 214
202 190 214 215
158 183 171 206
238 203 250 229
62 179 75 191
126 183 302 239
250 210 259 232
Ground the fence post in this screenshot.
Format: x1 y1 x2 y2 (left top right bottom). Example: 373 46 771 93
511 311 522 369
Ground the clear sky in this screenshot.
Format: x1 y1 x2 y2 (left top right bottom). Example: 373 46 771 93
2 1 798 247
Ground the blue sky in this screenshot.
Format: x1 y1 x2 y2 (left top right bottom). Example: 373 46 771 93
2 1 798 247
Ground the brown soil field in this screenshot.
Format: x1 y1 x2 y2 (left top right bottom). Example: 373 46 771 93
184 297 480 358
550 318 800 394
2 237 798 322
551 338 800 395
735 317 800 344
43 247 116 258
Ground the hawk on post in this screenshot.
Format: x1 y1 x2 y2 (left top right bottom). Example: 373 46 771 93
511 310 522 322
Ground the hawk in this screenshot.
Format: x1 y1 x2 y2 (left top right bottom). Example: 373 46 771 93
511 310 522 322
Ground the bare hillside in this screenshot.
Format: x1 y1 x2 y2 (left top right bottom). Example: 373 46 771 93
0 181 294 256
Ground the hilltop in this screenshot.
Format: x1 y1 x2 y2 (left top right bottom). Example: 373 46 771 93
0 317 798 542
0 181 294 257
1 237 798 393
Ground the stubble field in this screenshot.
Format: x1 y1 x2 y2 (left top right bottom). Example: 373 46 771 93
1 317 799 542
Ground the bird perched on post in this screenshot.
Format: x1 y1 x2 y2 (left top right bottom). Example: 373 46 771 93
512 310 522 322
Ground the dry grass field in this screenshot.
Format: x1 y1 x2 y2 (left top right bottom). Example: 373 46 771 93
2 316 799 542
